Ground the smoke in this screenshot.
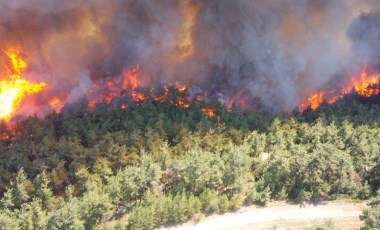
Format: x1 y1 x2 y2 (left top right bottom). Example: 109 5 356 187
349 10 380 70
0 0 380 114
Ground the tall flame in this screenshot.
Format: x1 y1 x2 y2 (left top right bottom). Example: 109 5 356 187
0 49 224 123
176 0 198 60
83 65 223 121
354 66 380 97
299 92 324 112
300 66 380 112
0 49 47 121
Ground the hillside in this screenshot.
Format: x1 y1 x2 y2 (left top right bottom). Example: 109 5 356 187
0 89 378 229
2 2 380 229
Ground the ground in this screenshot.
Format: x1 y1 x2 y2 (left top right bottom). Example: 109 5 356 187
161 200 367 230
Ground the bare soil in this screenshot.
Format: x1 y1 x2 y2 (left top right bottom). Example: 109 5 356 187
161 200 367 230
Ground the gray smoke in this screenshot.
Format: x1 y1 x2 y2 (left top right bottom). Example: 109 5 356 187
0 0 380 114
349 10 380 70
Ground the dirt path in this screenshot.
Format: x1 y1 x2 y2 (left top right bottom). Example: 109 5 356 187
161 201 367 230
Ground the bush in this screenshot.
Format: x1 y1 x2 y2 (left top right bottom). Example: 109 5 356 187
245 187 271 206
128 193 201 229
308 219 339 230
80 181 114 229
187 194 202 218
228 195 244 211
217 194 229 213
360 192 380 230
147 194 171 225
171 192 191 222
199 189 219 214
296 188 311 203
356 181 371 200
128 206 155 230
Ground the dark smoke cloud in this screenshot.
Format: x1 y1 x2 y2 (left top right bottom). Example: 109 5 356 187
349 10 380 69
0 0 380 114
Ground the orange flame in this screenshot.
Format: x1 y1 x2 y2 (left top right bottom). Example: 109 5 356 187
0 49 47 121
300 66 380 112
202 107 216 117
299 91 324 112
81 65 221 121
354 66 380 97
0 124 15 145
48 96 64 113
176 0 198 60
131 91 146 103
151 86 168 102
171 98 190 108
175 81 187 93
202 107 221 122
123 66 140 90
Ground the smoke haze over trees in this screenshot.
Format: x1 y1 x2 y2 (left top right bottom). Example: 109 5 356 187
0 89 378 229
1 1 380 229
2 0 380 113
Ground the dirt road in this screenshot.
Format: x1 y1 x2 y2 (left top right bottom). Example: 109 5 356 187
161 201 366 230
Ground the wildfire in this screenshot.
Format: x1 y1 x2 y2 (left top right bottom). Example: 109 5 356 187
123 66 140 90
175 81 187 93
124 66 147 103
354 66 380 97
299 92 324 112
151 86 168 103
48 97 64 113
0 49 47 121
170 98 190 108
87 65 146 107
0 124 15 146
300 66 380 112
176 0 198 60
202 107 221 122
202 107 216 117
84 65 223 121
131 91 146 103
85 65 207 111
0 49 222 123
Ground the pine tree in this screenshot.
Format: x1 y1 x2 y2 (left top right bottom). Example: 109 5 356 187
34 171 54 211
46 186 85 230
0 169 30 210
18 199 47 230
360 192 380 230
0 210 20 229
80 180 114 229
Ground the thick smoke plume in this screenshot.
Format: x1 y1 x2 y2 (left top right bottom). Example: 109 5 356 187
1 0 380 115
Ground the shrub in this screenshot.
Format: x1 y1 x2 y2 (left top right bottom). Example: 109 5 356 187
199 189 219 214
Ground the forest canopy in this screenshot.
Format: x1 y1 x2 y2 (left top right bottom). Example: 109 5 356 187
0 89 379 229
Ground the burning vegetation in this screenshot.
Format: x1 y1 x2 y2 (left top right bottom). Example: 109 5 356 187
2 46 380 126
1 1 380 122
0 1 379 117
2 47 380 125
0 50 221 124
300 66 380 112
1 2 380 230
84 65 217 119
0 49 46 121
